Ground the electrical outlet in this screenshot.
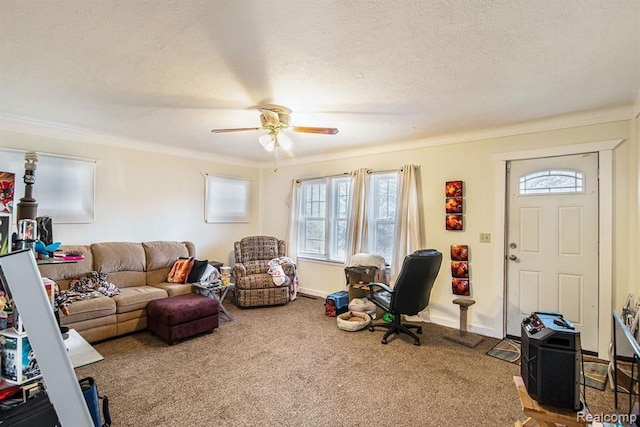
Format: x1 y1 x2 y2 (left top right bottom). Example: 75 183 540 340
479 233 491 243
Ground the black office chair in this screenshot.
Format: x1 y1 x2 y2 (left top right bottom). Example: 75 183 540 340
367 249 442 346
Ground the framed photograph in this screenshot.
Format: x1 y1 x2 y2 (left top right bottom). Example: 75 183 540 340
452 278 470 296
204 174 251 223
450 245 468 261
445 180 463 197
445 197 463 214
446 214 463 231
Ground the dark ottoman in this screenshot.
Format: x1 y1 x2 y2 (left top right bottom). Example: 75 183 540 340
147 293 220 345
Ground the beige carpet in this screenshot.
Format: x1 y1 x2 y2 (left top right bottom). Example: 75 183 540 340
76 296 615 426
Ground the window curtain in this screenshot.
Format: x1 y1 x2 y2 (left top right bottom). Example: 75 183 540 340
285 179 300 261
344 168 369 266
391 164 423 284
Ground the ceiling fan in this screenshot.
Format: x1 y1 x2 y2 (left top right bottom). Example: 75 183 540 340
211 104 338 171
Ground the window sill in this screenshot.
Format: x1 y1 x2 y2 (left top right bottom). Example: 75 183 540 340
297 256 345 267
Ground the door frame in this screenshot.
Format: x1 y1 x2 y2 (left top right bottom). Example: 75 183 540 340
492 139 622 359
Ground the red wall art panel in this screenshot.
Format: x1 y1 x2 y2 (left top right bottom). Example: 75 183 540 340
450 245 470 296
445 181 464 231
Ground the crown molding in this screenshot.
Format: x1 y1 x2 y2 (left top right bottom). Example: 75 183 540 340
0 115 260 168
260 104 636 169
0 103 633 172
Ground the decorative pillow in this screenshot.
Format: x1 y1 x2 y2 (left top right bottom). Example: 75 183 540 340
187 259 209 283
167 257 195 284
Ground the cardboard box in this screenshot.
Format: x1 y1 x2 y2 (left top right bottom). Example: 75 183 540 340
0 329 41 384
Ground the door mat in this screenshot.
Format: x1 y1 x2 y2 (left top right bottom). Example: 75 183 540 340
486 337 521 364
486 338 610 391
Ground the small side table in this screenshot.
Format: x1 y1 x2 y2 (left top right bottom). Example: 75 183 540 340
192 281 235 321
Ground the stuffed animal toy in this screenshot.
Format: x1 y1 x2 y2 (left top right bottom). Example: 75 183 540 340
34 240 61 258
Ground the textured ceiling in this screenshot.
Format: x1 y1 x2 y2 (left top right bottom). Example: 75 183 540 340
0 1 638 166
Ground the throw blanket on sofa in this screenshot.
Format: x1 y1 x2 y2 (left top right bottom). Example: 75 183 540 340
267 257 299 301
55 271 121 314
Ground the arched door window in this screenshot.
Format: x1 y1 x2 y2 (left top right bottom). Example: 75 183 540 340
518 169 584 195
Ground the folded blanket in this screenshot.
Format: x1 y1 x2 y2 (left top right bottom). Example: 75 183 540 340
267 257 299 300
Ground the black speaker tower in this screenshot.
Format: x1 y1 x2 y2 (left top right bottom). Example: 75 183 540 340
520 311 581 410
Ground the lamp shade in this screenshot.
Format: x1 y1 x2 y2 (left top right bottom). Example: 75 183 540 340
258 133 275 152
277 133 292 150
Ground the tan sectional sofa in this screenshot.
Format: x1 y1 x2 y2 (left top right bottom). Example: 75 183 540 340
38 241 197 343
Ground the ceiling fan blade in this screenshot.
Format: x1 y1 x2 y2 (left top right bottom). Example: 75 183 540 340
292 126 339 135
211 127 261 133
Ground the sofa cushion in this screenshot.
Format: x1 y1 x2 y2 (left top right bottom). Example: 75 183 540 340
112 286 168 314
143 241 192 271
167 257 194 283
152 282 194 297
60 296 116 324
146 268 172 286
106 271 147 288
92 242 146 274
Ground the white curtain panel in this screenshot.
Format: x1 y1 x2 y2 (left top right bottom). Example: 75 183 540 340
344 168 369 266
285 179 300 261
391 164 423 285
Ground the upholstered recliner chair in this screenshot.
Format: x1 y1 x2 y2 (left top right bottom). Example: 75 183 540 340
232 236 296 307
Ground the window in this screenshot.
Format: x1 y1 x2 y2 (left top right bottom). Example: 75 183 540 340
297 171 399 264
519 169 584 195
369 172 398 263
298 176 350 262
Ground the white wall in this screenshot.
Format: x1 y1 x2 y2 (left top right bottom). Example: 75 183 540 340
260 120 638 338
0 129 261 265
1 117 637 341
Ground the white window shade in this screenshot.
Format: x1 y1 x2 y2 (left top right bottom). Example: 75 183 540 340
0 149 95 223
204 174 250 223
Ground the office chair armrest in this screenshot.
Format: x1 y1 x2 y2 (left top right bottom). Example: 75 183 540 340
367 281 393 294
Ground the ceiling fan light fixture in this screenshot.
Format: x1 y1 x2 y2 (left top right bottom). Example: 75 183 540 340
277 133 292 150
258 133 275 151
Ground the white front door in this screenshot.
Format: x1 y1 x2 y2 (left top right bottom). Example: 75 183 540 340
506 153 599 352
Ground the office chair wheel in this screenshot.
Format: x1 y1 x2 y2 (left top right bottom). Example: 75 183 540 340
414 340 420 346
416 327 422 334
381 338 388 344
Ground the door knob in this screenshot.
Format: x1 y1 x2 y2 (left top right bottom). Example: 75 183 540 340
509 255 517 261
